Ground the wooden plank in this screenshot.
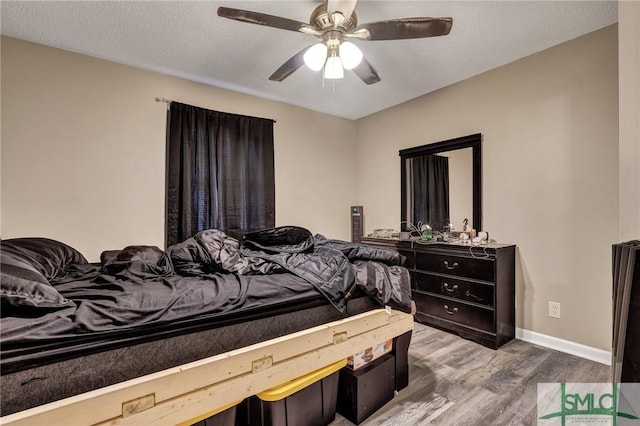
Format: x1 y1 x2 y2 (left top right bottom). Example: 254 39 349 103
121 394 155 417
99 312 413 426
0 309 412 426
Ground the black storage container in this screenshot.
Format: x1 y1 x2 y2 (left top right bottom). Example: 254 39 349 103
393 331 412 391
336 353 396 425
238 369 341 426
189 404 237 426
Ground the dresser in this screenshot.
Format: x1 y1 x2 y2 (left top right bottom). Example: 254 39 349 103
362 238 516 349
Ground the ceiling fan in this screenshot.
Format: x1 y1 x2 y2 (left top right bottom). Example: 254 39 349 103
217 0 452 85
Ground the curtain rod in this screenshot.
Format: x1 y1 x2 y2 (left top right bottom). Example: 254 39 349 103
155 97 277 123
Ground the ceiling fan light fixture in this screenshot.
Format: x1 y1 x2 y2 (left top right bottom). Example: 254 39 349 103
324 54 344 79
339 41 362 70
218 2 453 85
303 43 328 71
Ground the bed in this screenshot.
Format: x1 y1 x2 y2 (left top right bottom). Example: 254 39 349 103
1 226 413 424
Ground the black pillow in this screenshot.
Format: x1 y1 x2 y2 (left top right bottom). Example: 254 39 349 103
241 226 314 254
0 248 74 310
1 238 88 281
102 245 173 278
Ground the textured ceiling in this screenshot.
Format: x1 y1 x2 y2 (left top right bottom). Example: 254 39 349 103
1 1 617 120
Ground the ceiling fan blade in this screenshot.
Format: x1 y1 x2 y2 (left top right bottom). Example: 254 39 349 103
352 57 381 85
355 17 453 40
327 0 357 20
217 7 313 33
269 47 310 82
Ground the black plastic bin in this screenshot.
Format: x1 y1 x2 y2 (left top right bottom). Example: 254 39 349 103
238 359 345 426
189 403 238 426
336 353 396 425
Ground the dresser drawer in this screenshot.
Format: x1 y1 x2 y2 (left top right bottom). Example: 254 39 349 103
414 293 494 333
414 273 494 307
415 253 494 282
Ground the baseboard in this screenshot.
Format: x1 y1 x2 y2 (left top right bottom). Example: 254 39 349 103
516 328 611 366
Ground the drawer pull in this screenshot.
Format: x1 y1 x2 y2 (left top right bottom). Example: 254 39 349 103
465 290 484 302
444 261 459 270
442 283 458 293
444 304 458 315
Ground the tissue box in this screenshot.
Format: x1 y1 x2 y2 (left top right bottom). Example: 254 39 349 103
347 339 393 370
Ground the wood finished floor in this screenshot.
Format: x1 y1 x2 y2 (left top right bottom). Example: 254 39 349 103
330 322 611 426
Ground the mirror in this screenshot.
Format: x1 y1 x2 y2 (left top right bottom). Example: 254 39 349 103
400 133 482 233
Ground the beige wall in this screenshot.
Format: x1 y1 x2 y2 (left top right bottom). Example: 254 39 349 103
619 1 640 242
0 37 357 261
355 25 619 350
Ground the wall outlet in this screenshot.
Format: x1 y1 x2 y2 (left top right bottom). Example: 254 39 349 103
548 301 561 319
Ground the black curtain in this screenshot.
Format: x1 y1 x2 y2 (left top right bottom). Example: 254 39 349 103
612 241 640 382
412 154 449 231
166 102 275 246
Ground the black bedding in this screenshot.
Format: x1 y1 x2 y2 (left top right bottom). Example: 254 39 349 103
1 227 410 367
0 227 411 414
2 265 320 344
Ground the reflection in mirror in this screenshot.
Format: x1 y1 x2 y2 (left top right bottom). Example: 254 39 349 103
400 134 482 233
445 148 473 231
406 154 450 231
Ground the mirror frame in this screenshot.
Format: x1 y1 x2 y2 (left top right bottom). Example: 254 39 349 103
400 133 482 232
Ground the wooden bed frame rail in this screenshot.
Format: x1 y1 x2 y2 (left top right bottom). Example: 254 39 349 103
0 308 413 426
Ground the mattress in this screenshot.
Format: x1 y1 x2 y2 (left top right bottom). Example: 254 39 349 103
1 293 378 415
